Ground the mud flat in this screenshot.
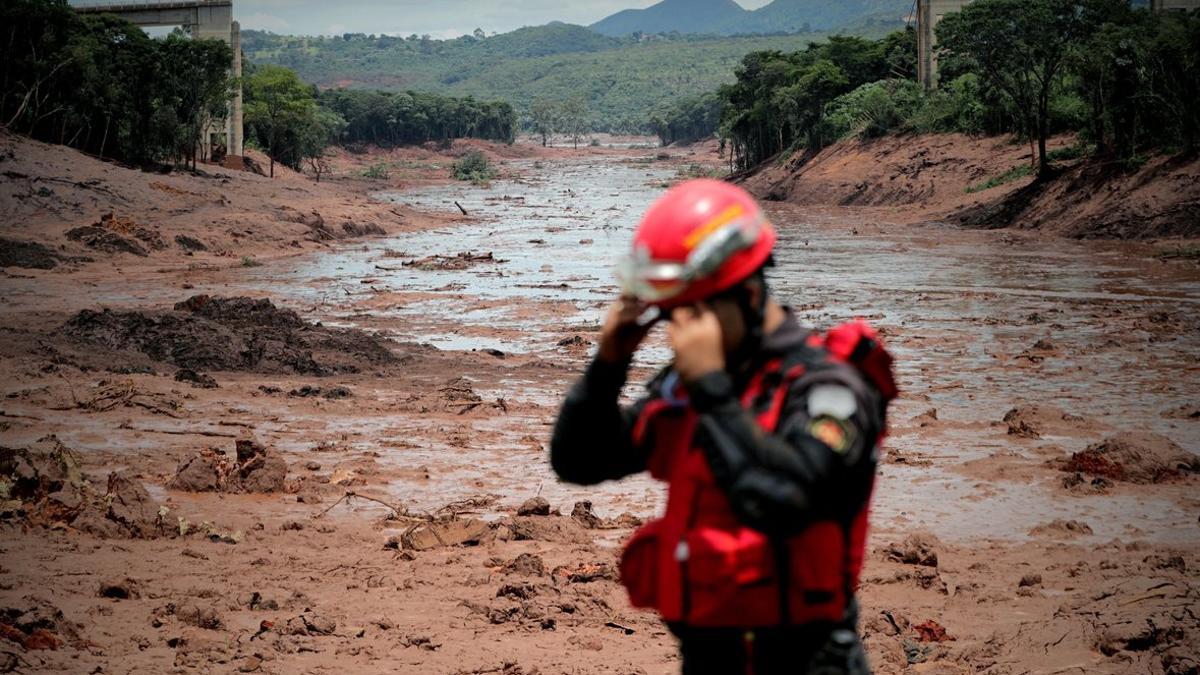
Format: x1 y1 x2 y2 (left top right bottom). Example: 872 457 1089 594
1 140 1198 674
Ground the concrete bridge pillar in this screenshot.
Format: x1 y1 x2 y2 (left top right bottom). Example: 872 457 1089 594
226 20 244 166
916 0 973 91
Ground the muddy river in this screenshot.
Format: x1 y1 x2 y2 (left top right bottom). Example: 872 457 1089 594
9 156 1197 545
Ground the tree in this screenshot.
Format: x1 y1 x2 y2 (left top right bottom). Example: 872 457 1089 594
530 98 559 147
937 0 1097 176
558 97 589 149
243 65 316 177
300 108 345 182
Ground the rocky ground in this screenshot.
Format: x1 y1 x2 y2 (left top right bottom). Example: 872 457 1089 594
0 132 1197 674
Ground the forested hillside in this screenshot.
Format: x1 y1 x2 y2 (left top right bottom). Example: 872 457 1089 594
242 26 839 133
589 0 909 36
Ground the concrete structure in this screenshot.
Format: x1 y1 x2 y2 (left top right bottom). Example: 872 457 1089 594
916 0 972 91
72 1 243 165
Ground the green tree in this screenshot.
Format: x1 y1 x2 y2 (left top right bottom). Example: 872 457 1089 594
558 97 590 149
243 65 317 177
530 98 559 147
936 0 1097 176
300 108 345 182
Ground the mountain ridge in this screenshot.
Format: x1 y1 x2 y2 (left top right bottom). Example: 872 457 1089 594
590 0 909 36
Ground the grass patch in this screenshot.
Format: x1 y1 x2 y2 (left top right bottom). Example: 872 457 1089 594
1047 143 1090 163
676 163 725 179
452 151 498 184
361 163 391 179
1156 246 1200 262
965 163 1034 194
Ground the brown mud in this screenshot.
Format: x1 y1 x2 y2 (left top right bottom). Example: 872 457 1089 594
1 134 1198 674
739 133 1200 240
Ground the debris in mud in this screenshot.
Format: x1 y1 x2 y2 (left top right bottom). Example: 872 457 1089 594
0 435 200 540
64 295 396 375
1002 404 1087 439
175 235 207 252
884 532 940 567
912 620 954 643
1028 519 1094 539
496 553 546 577
1061 471 1112 494
0 601 80 651
552 562 617 583
0 237 62 270
105 471 161 538
65 212 165 257
283 611 336 636
82 380 183 417
1059 432 1197 484
911 408 938 426
400 517 491 551
170 439 287 494
288 385 353 399
402 251 504 271
99 577 141 600
171 601 225 630
556 335 592 349
67 225 146 256
1014 339 1059 363
517 497 551 516
570 501 603 529
175 369 218 389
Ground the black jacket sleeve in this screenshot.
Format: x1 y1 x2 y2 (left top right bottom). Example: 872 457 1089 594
687 362 882 535
550 357 652 485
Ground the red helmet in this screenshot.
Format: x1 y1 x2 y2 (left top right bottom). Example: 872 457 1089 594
617 179 775 308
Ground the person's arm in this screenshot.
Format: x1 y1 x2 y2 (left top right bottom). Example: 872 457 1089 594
550 356 652 485
551 296 658 485
686 364 882 534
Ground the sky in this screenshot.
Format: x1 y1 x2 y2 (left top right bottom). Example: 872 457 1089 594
236 0 774 38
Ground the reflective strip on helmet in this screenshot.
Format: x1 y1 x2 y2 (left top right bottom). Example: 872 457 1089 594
683 204 746 250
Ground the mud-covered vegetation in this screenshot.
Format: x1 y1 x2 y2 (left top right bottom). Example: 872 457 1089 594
0 0 233 168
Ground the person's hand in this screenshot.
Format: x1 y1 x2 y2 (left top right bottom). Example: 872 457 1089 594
667 304 725 383
597 296 656 364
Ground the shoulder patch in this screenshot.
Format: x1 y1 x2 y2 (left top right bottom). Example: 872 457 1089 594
808 416 854 454
807 384 857 420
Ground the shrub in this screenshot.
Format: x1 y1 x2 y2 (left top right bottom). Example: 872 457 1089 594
964 163 1033 193
452 151 497 183
907 74 986 135
826 80 923 141
361 163 390 179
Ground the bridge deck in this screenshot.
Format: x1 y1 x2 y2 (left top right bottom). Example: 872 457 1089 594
72 0 230 12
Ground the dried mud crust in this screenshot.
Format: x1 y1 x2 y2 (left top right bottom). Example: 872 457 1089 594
62 295 397 375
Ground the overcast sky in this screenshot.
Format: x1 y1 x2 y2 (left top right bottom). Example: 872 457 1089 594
236 1 773 38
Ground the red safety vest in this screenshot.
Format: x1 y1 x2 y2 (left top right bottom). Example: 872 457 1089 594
619 321 896 628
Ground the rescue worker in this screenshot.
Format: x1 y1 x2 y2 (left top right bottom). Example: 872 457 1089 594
550 179 895 675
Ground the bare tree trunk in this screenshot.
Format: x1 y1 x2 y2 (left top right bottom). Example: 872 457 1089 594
99 116 110 160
